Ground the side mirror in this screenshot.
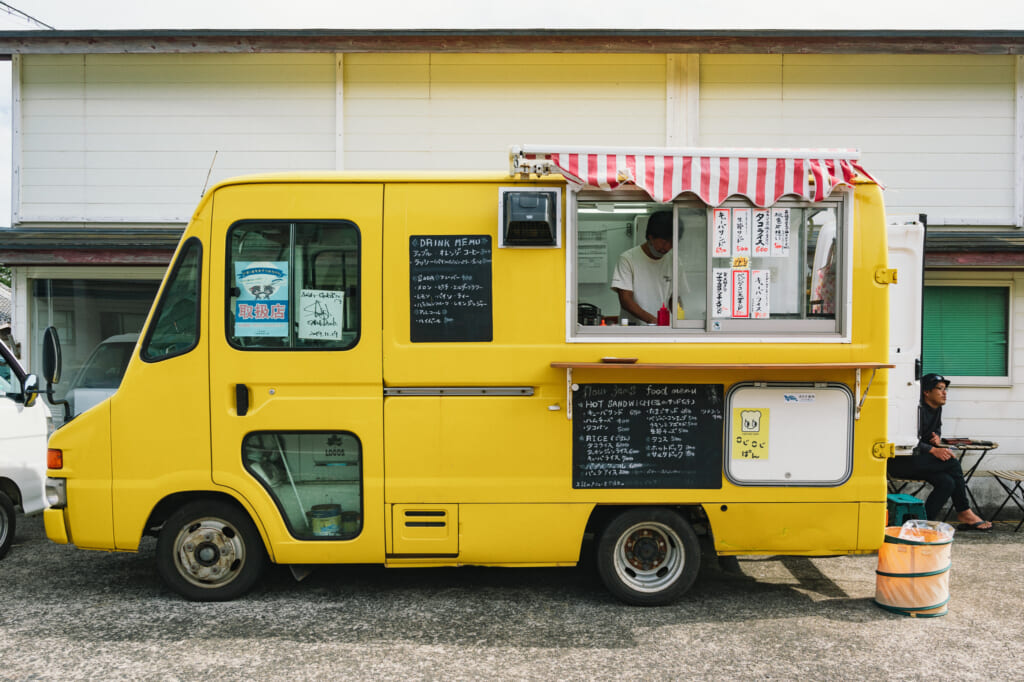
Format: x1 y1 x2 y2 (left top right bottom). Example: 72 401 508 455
42 326 62 385
40 326 72 423
23 373 40 407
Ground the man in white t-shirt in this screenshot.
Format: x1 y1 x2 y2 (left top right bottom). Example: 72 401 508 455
611 211 674 325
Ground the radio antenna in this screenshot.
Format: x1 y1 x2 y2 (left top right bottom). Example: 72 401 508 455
201 151 219 197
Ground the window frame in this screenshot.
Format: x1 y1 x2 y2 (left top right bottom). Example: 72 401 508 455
242 430 364 541
922 277 1013 387
225 220 362 352
140 237 203 363
566 188 854 343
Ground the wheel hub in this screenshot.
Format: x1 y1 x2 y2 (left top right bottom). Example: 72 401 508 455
175 521 243 586
195 542 220 566
624 529 668 571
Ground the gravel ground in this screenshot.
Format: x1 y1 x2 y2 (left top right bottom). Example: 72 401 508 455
1 513 1023 680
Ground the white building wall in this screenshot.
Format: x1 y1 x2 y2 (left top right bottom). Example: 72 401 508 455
700 54 1017 227
342 53 668 170
921 270 1024 473
17 54 337 224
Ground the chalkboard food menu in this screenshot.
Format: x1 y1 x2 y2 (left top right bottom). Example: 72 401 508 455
572 383 724 489
409 235 493 342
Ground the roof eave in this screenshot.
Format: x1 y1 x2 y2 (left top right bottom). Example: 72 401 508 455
0 29 1023 55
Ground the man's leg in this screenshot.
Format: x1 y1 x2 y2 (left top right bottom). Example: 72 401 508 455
889 454 968 519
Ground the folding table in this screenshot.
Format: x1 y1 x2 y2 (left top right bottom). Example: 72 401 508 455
989 471 1024 531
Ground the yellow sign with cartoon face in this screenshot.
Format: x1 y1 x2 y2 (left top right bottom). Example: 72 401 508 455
732 407 769 459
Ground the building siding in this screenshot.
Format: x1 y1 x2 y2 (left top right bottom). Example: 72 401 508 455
700 54 1017 226
18 54 337 223
922 271 1022 471
342 53 668 170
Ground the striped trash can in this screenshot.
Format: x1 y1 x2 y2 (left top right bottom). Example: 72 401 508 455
874 521 955 618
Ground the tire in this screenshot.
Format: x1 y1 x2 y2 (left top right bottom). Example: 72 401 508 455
596 507 700 606
156 500 267 601
0 491 14 560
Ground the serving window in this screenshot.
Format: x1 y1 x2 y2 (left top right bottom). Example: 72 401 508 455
572 192 847 337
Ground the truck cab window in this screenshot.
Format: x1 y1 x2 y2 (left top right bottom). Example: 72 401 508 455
227 221 361 351
141 238 202 362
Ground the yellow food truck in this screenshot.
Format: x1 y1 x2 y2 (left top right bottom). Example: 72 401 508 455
42 145 909 604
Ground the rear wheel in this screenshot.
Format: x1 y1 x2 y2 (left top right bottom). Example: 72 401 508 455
596 507 700 606
156 500 267 601
0 491 15 560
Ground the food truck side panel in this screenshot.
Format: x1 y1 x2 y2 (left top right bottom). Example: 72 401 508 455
381 178 892 557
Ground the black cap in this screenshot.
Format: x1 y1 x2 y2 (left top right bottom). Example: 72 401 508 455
921 373 950 391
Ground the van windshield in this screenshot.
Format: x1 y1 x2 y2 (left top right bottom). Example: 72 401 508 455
73 341 135 389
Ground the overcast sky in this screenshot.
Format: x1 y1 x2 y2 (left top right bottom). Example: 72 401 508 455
0 0 1021 225
1 0 1023 31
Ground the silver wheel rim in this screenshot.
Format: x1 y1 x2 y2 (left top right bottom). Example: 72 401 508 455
172 516 246 589
612 521 685 594
0 506 8 547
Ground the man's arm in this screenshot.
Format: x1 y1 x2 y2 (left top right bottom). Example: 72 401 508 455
614 288 657 324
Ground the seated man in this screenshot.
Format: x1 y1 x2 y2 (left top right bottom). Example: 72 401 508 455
887 374 992 530
611 211 673 325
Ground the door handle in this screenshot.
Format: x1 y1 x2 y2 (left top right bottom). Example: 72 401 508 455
236 383 250 417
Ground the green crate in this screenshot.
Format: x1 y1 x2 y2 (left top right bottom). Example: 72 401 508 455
887 493 927 526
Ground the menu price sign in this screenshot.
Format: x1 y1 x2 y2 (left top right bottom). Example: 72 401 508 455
713 209 731 257
753 209 771 256
572 383 724 489
771 208 791 257
410 235 493 342
751 269 770 319
732 208 751 256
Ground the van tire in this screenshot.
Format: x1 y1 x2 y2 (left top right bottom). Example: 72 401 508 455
596 507 700 606
156 500 267 601
0 491 14 560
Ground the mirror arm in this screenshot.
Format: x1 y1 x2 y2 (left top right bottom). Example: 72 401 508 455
44 381 73 423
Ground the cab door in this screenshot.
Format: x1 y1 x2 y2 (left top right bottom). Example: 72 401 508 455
208 182 384 565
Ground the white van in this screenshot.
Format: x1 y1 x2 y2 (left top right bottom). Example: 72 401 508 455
66 333 139 417
0 338 51 559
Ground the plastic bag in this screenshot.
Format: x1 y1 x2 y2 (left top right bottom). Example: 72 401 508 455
898 519 955 542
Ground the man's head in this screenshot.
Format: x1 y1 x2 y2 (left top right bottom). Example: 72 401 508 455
645 211 674 258
921 373 949 407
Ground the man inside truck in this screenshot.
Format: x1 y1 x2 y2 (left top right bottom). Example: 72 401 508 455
611 210 675 325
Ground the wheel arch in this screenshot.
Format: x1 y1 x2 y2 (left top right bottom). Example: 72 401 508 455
585 504 708 541
144 490 275 562
0 478 22 509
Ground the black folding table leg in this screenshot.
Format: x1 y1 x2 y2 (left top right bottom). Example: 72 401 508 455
991 476 1024 532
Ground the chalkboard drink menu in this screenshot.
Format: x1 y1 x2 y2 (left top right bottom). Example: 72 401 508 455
572 383 724 489
409 235 493 342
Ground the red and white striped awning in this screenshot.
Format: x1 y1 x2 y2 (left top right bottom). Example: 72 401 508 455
510 145 881 207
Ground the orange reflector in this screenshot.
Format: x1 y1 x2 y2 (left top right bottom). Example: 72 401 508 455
47 448 64 469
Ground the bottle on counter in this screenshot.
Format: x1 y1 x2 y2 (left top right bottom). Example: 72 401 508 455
657 305 670 326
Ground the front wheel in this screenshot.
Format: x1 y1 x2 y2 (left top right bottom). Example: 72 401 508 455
156 500 267 601
0 491 15 560
596 507 700 606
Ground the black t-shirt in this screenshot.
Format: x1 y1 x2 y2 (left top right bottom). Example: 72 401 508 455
917 401 942 455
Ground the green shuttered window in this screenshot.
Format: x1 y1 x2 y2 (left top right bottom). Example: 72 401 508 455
922 285 1008 377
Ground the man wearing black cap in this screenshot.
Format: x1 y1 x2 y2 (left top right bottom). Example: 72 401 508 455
887 374 992 530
